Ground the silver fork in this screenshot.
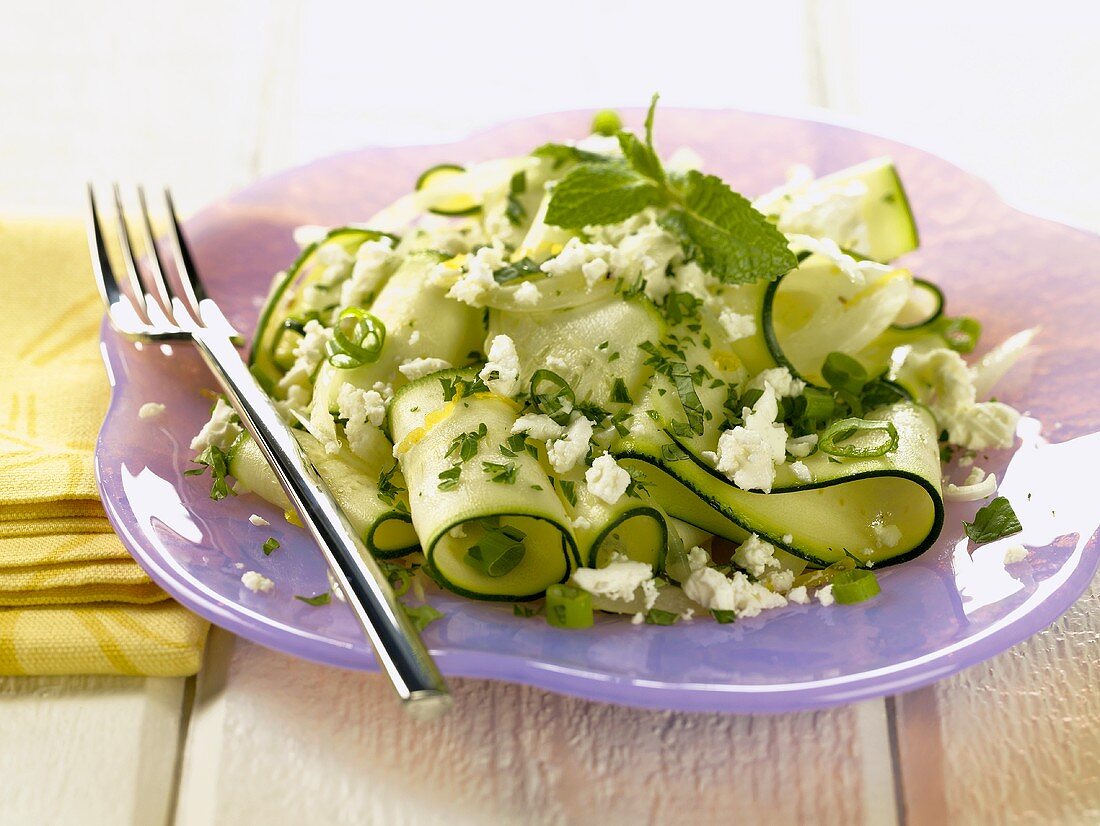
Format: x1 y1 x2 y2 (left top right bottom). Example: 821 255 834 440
87 184 451 719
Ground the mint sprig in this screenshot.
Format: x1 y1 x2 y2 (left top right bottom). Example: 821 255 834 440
544 94 796 285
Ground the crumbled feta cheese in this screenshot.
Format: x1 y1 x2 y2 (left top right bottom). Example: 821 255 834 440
733 534 781 578
766 569 796 593
512 413 566 441
545 355 568 373
448 524 467 540
547 416 594 474
513 280 541 306
782 534 794 544
903 348 1020 450
687 545 710 571
138 402 166 420
585 453 631 505
316 241 353 267
631 612 645 625
479 334 521 396
640 578 660 610
788 585 810 604
541 237 614 284
398 357 452 381
870 516 902 548
572 554 654 603
446 245 503 306
718 309 756 342
817 584 835 607
248 514 270 527
571 516 592 531
190 398 242 453
682 567 787 618
408 330 421 346
963 466 986 486
611 221 682 302
574 134 624 156
944 472 998 502
339 238 394 310
750 367 805 399
241 571 274 593
1003 544 1028 564
275 319 332 415
786 434 818 458
673 262 712 303
714 384 787 492
790 460 812 483
786 234 888 286
336 384 387 459
756 167 872 254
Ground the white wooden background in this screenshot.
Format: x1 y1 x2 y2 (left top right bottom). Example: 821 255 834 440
2 2 1098 823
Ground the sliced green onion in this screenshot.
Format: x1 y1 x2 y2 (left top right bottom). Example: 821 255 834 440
545 584 594 629
262 537 280 556
819 417 899 458
939 316 982 353
465 524 526 577
591 109 623 136
822 351 868 395
326 308 386 369
530 369 575 424
798 387 836 422
379 560 412 597
402 603 443 632
829 569 881 604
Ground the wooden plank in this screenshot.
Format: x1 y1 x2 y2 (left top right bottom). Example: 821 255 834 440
176 631 898 825
0 675 186 825
895 577 1100 825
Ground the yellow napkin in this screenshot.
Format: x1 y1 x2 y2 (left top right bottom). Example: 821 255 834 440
0 218 208 676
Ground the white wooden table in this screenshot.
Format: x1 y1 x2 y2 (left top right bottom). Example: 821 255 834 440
3 3 1098 823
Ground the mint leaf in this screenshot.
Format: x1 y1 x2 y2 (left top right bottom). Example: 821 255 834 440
545 163 664 228
643 93 659 147
963 496 1023 545
531 143 612 170
617 131 665 186
675 171 797 284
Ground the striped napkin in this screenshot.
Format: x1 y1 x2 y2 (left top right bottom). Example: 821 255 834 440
0 217 207 675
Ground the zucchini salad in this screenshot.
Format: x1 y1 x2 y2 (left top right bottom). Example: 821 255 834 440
189 99 1032 629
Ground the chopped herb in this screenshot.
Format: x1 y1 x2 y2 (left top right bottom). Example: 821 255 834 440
963 497 1023 545
493 256 540 285
660 443 690 462
610 377 633 404
186 444 235 501
608 351 621 362
711 609 736 624
377 465 407 507
262 537 280 556
644 608 679 625
482 460 518 484
437 464 462 491
465 524 526 577
295 591 331 606
530 369 576 424
513 603 540 618
446 423 488 462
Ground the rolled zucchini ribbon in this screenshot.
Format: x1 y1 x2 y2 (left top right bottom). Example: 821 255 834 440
615 401 944 568
227 431 419 559
389 370 579 600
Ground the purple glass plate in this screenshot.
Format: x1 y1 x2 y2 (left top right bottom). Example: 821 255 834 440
95 109 1100 713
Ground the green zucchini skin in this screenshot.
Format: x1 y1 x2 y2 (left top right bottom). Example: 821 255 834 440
390 369 579 601
227 431 419 559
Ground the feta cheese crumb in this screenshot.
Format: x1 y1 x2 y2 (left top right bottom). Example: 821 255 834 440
540 237 614 282
788 585 810 604
571 554 654 603
398 357 452 381
714 384 787 492
584 453 631 505
682 567 787 618
545 355 568 373
241 571 274 593
138 402 166 420
336 384 387 459
512 413 566 441
248 514 270 527
631 612 645 625
786 434 818 458
479 334 521 396
733 534 780 578
782 534 794 545
817 584 835 607
571 516 592 531
339 238 394 310
870 515 902 548
446 245 503 306
790 460 812 483
190 398 242 453
718 309 756 342
547 416 594 474
1004 544 1029 564
512 280 541 306
750 366 805 399
292 224 329 248
408 330 421 346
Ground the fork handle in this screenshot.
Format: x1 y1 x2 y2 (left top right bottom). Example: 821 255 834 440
192 330 451 719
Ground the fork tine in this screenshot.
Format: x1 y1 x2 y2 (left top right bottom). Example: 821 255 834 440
111 184 150 319
135 186 176 315
85 185 124 311
161 187 208 316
